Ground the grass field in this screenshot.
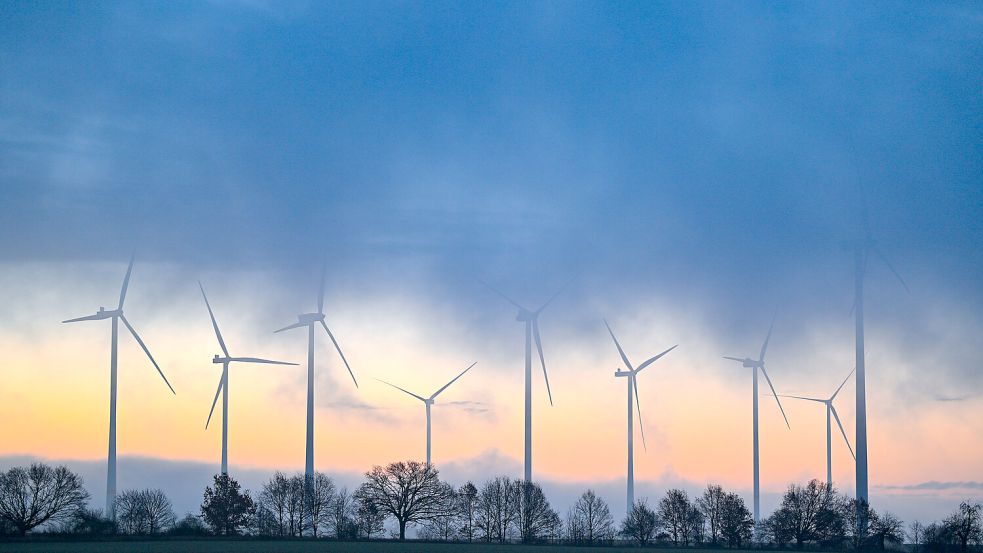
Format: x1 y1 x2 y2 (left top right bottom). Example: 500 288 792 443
0 541 750 553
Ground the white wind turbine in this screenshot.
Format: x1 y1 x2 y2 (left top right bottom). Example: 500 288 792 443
722 317 790 524
62 255 175 519
603 320 677 514
376 362 478 465
847 186 908 506
781 368 856 488
482 281 564 484
274 263 357 510
199 282 296 475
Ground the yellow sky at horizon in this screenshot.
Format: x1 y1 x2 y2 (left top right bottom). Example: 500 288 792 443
0 261 980 496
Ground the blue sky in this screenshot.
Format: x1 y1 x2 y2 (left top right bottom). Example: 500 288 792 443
1 0 981 524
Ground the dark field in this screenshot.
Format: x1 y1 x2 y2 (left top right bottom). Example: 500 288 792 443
0 541 759 553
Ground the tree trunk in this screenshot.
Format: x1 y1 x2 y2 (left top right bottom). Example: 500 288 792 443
399 519 407 540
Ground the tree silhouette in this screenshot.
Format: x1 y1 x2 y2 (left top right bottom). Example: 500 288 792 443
718 491 754 548
567 489 614 545
698 484 725 544
0 463 89 536
457 481 479 542
518 481 560 543
115 488 175 535
621 499 660 546
200 474 254 536
355 460 454 540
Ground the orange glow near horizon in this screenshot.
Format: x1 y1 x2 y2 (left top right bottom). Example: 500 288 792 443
1 262 981 502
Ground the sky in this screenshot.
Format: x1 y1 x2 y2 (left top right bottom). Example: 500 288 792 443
1 0 982 527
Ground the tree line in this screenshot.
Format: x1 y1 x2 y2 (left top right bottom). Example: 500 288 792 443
1 461 981 551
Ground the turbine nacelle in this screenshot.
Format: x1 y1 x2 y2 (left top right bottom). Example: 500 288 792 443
515 309 536 322
614 368 632 377
297 312 326 325
212 354 228 364
724 356 761 368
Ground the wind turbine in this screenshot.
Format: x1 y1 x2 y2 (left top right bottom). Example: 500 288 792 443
780 368 856 488
199 282 296 475
274 262 357 522
375 362 478 465
482 281 563 484
722 317 790 524
62 254 175 519
847 185 908 506
603 320 677 514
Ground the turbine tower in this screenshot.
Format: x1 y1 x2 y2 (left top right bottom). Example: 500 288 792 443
604 320 677 514
62 254 175 519
482 281 563 484
199 282 296 475
781 368 856 488
376 362 477 464
849 188 908 506
722 317 790 524
274 262 357 529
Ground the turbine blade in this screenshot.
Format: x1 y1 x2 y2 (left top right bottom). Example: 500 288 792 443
873 246 910 294
274 321 306 333
477 279 527 311
198 282 229 357
759 313 776 363
778 394 826 404
633 374 647 451
117 253 134 310
635 344 678 374
759 367 789 429
120 314 175 395
830 405 856 460
430 362 477 399
535 279 571 314
230 357 297 365
205 370 225 429
722 356 745 363
533 319 553 406
62 313 102 323
830 367 856 401
604 320 634 371
317 259 327 314
321 320 358 388
375 378 426 402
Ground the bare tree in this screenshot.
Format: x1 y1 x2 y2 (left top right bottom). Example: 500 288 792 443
355 495 386 539
621 499 660 546
259 472 291 536
0 463 90 536
771 479 842 547
660 488 695 545
872 512 906 550
305 472 335 537
698 483 726 544
910 520 924 550
286 474 306 537
719 492 754 548
355 461 455 540
116 489 148 534
116 488 175 535
946 502 983 552
568 489 614 544
518 481 559 543
457 481 479 542
330 486 357 540
476 476 521 542
422 485 461 541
